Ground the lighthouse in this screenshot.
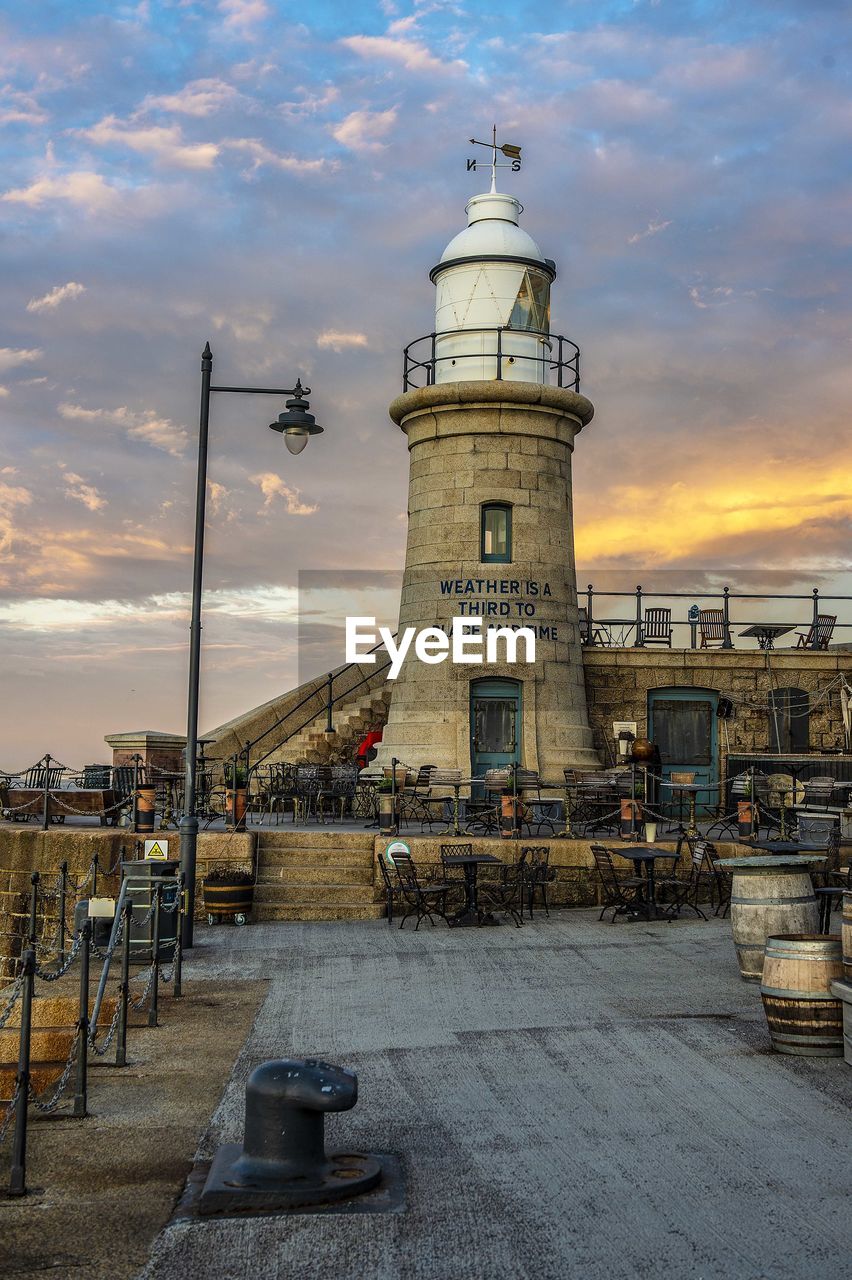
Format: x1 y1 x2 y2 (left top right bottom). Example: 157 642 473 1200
375 133 600 778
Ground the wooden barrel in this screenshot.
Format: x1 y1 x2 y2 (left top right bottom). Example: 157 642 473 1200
760 934 843 1056
729 866 819 981
842 892 852 980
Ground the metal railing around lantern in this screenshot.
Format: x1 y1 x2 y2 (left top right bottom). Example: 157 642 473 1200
402 326 581 392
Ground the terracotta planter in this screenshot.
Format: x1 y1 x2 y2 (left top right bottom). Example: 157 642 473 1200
135 785 156 833
227 788 247 831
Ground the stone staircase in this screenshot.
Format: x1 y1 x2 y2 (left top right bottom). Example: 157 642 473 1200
0 986 119 1102
274 688 390 764
253 831 384 922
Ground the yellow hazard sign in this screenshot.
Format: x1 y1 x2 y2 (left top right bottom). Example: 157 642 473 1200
143 839 169 861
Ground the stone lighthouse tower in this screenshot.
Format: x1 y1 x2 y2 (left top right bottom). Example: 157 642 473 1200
376 141 599 777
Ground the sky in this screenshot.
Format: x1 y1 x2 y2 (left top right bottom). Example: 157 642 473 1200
0 0 850 766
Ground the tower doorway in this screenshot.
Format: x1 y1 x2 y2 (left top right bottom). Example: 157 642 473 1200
470 678 521 778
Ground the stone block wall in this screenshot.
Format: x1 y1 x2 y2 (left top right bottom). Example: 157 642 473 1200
582 648 850 774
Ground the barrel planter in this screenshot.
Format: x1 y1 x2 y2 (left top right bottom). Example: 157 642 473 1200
135 784 157 833
760 934 844 1056
715 856 824 982
202 875 254 926
842 892 852 981
830 978 852 1066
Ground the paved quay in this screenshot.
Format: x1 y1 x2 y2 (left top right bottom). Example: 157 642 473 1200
140 913 851 1280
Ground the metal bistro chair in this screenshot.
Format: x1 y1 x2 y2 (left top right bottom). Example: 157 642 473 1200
590 844 644 923
656 840 712 920
641 607 672 647
399 765 437 828
377 852 403 927
522 846 557 919
796 615 836 650
698 608 729 649
813 826 847 933
390 851 451 931
577 606 612 647
479 849 528 928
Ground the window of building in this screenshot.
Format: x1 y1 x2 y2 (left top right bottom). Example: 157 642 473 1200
508 268 551 332
768 687 809 753
481 503 512 563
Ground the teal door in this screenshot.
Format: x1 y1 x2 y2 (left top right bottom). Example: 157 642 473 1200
470 679 521 778
648 687 719 817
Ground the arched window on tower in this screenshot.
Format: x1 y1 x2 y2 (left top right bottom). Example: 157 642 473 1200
768 687 809 753
481 503 512 564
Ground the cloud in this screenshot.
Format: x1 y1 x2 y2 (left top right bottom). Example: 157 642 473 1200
57 402 189 457
63 472 107 512
250 472 317 515
0 479 33 563
218 0 270 31
0 88 48 126
340 34 466 75
331 107 397 153
688 284 735 309
142 78 240 117
221 138 329 176
316 330 369 351
0 347 42 373
78 116 219 169
1 170 122 212
628 219 672 245
26 281 87 312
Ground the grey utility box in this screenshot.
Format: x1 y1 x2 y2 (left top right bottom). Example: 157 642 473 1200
121 858 179 961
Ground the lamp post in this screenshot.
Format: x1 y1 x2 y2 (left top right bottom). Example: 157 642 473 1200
180 342 323 948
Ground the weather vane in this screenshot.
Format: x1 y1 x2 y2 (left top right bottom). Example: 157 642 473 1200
467 124 522 192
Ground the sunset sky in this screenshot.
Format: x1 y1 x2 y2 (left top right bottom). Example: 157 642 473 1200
1 0 850 766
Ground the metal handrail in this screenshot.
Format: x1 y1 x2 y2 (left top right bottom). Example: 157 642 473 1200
402 326 580 391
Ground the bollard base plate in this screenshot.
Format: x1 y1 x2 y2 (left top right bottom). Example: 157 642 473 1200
197 1144 383 1215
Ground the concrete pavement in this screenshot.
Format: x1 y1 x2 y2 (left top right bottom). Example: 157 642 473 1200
139 912 851 1280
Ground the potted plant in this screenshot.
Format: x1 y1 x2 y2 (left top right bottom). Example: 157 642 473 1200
202 865 254 926
224 760 248 831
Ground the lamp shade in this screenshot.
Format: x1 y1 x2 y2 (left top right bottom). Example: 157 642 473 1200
269 381 322 452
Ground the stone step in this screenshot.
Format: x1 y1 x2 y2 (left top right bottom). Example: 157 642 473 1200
257 864 374 887
251 902 386 923
0 1062 70 1103
3 993 118 1030
258 850 375 872
254 884 379 907
257 831 374 851
0 1027 74 1064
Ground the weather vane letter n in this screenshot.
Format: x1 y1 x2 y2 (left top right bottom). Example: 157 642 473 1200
467 125 522 191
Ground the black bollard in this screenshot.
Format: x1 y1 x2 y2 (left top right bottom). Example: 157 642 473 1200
8 950 35 1196
73 921 90 1118
116 902 132 1067
198 1058 381 1214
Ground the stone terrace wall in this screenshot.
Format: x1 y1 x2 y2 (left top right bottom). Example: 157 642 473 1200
582 648 850 770
0 828 254 976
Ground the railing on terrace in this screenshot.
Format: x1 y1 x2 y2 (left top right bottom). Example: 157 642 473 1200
578 585 851 649
402 326 581 392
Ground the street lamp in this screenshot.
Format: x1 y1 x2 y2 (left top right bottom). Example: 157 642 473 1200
179 342 323 948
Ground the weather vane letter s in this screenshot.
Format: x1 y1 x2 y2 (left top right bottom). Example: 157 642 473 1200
467 125 522 191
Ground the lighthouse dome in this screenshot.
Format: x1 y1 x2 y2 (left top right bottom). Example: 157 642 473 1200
435 192 551 274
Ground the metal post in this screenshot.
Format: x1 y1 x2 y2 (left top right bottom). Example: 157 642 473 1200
722 586 733 648
149 884 161 1028
91 852 99 899
811 587 820 648
586 584 594 646
430 332 436 387
173 875 184 999
58 861 67 967
73 921 90 1118
8 949 35 1196
496 326 503 380
688 604 699 649
116 903 132 1067
390 758 398 834
27 873 39 949
132 753 140 832
41 753 51 832
634 585 643 647
179 343 213 950
326 673 334 734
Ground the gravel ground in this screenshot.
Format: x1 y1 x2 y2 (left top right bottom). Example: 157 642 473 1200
133 912 852 1280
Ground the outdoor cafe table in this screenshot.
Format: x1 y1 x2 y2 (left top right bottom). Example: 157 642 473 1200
442 852 501 926
738 623 794 650
745 840 833 856
436 778 480 837
610 845 680 922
